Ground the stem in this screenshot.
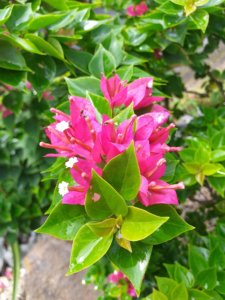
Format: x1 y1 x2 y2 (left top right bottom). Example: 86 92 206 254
11 241 21 300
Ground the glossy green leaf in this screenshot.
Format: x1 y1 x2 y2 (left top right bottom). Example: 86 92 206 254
28 13 66 31
65 77 101 97
42 0 68 10
164 263 194 288
0 40 29 71
202 163 221 175
103 143 141 201
121 206 168 242
0 34 44 55
143 205 194 245
108 241 152 295
6 4 33 32
196 267 217 290
88 218 117 237
64 47 92 74
208 176 225 197
211 148 225 162
112 104 134 124
87 92 112 119
116 65 133 81
211 129 225 148
0 68 26 86
194 146 211 163
156 277 178 297
0 7 13 26
188 289 212 300
88 45 116 78
25 34 64 60
102 33 124 67
25 54 56 93
67 224 113 274
85 170 128 221
171 283 188 300
35 202 86 240
150 289 168 300
216 271 225 295
189 10 209 33
188 245 209 275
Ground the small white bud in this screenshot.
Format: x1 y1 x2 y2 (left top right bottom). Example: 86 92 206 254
56 121 69 132
58 181 69 196
65 157 78 168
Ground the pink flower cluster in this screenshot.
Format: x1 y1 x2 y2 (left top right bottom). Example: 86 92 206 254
108 271 136 298
127 1 148 17
40 75 184 207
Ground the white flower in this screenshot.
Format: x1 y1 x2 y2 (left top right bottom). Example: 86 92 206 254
65 157 78 168
147 80 153 89
56 121 69 132
58 181 69 196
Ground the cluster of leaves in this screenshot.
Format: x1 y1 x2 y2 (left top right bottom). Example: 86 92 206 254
173 106 225 199
0 85 54 244
83 217 225 300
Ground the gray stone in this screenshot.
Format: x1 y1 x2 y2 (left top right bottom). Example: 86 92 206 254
23 236 99 300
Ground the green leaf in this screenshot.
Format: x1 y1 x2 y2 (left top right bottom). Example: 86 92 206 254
211 129 225 148
42 0 68 10
143 205 194 245
171 283 188 300
28 13 66 31
102 33 124 67
211 148 225 162
85 170 128 221
196 267 217 290
209 245 225 270
188 289 212 300
116 65 133 81
108 241 152 295
103 143 141 201
208 176 225 197
0 68 26 86
183 162 201 174
88 218 117 237
201 0 225 7
150 289 168 300
65 77 101 97
6 4 33 32
0 33 44 55
189 10 209 32
121 206 168 242
87 92 112 119
25 54 56 94
67 224 113 274
188 245 209 275
25 34 64 60
202 163 221 175
88 45 116 78
0 7 13 26
164 263 194 288
156 277 178 297
0 40 29 71
216 271 225 295
194 146 211 163
64 47 92 74
112 104 134 124
35 202 86 240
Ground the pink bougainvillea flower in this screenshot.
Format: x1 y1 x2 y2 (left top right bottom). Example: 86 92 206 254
0 104 13 118
108 271 137 298
138 177 184 206
40 77 184 208
127 1 148 17
42 91 55 101
26 81 32 90
100 74 128 108
100 75 163 110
